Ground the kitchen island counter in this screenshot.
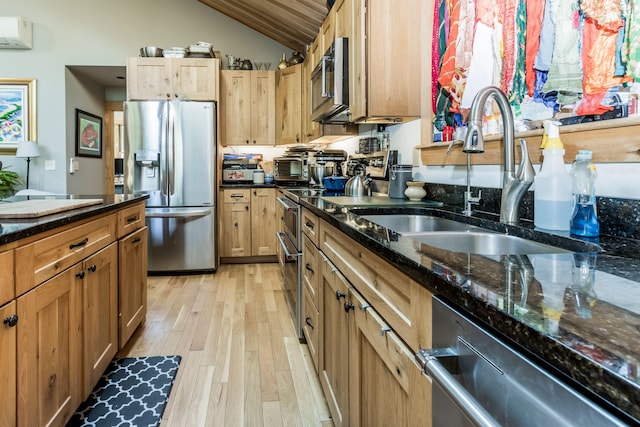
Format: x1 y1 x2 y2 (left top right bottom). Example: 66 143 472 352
299 195 640 424
0 194 148 246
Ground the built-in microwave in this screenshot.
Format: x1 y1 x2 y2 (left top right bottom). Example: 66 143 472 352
311 37 349 124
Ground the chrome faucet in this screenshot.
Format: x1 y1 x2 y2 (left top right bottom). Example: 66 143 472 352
462 86 535 225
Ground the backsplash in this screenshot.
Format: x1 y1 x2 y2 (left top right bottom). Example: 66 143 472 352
425 183 640 240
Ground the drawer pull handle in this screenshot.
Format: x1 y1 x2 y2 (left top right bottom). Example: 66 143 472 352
69 238 89 249
76 270 85 279
380 327 392 336
305 317 315 329
3 314 18 327
360 303 371 312
126 216 138 223
335 291 346 301
305 263 314 274
132 237 141 244
88 264 97 272
305 221 314 229
231 194 244 198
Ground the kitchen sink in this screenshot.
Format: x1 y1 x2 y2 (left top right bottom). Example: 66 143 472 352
359 214 480 233
402 231 570 255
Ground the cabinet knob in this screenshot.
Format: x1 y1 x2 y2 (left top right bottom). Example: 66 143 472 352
3 314 18 327
88 264 97 272
245 206 249 211
245 140 250 144
76 270 85 279
344 302 354 313
335 291 346 301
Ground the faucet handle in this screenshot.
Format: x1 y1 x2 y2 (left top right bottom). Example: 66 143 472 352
517 139 535 184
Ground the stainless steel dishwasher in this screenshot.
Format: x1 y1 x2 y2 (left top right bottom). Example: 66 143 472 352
416 297 628 427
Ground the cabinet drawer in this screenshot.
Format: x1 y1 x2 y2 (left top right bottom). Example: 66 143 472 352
319 219 432 350
302 288 320 373
117 202 146 238
301 208 319 245
0 250 14 306
302 234 320 310
223 189 251 203
15 214 116 296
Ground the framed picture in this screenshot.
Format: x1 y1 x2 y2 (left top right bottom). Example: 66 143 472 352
75 109 102 158
0 78 37 149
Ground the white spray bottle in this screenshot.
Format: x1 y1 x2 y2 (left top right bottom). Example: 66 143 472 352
533 121 573 230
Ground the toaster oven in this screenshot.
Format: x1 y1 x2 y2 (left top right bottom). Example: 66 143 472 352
274 156 309 183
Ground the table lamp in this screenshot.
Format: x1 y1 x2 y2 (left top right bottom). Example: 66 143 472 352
16 141 40 189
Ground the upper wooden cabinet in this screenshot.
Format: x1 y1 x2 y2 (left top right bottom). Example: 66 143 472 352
334 0 352 39
349 0 422 123
127 57 219 101
320 5 336 55
276 64 303 145
220 70 276 146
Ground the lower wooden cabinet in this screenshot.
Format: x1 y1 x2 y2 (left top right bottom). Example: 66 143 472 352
17 267 82 427
0 301 17 427
83 242 119 396
118 226 148 348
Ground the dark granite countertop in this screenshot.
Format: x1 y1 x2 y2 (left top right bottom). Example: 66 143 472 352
220 183 278 189
0 194 149 246
299 196 640 424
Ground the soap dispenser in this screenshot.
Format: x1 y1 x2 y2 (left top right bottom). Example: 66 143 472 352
533 121 573 230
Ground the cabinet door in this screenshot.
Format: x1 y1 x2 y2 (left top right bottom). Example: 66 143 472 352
126 57 173 100
0 301 17 427
276 64 302 145
302 59 322 143
302 234 320 309
350 0 366 121
321 6 336 55
221 70 252 146
119 227 148 349
220 200 251 257
83 242 118 396
349 289 432 427
172 58 218 100
17 268 81 427
251 71 276 145
250 188 276 255
0 250 14 307
320 260 350 427
334 0 352 39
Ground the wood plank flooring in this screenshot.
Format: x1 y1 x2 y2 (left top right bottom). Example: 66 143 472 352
118 263 332 427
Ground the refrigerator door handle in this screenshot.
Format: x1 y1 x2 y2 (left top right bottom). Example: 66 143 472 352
146 208 212 219
167 101 176 198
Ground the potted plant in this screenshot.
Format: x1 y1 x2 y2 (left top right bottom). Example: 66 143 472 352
0 161 21 199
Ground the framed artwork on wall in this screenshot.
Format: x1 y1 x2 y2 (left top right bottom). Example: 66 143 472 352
75 109 102 158
0 78 37 149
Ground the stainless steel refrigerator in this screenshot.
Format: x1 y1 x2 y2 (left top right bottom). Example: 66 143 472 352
124 100 217 273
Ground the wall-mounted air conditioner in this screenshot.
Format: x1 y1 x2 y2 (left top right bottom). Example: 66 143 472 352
0 17 32 49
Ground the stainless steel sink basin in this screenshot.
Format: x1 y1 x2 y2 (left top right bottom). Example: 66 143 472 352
359 214 479 233
406 231 570 255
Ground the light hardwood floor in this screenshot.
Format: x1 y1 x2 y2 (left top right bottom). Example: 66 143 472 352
118 263 333 427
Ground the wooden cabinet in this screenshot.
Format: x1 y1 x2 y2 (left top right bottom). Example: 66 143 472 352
0 301 17 427
126 57 219 101
220 189 251 257
220 70 276 146
82 242 119 396
17 267 82 427
334 0 352 39
276 64 302 145
349 0 422 123
320 258 351 427
321 5 336 55
220 188 276 258
118 226 148 348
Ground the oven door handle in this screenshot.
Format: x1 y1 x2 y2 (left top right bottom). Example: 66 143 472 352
276 196 297 212
277 232 301 259
416 348 500 427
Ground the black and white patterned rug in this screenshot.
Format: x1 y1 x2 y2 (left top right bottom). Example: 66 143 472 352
67 355 181 427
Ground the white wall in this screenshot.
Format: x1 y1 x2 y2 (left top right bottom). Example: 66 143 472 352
0 0 289 194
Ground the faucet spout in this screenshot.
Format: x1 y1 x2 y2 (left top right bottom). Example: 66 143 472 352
462 86 535 225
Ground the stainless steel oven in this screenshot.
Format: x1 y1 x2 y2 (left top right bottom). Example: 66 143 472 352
274 155 309 183
276 192 304 341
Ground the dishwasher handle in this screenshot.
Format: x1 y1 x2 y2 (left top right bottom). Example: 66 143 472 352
416 348 501 427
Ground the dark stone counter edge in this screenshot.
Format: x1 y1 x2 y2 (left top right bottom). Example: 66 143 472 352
299 198 640 424
0 194 149 247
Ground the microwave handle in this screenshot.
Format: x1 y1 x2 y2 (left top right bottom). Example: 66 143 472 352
321 55 331 97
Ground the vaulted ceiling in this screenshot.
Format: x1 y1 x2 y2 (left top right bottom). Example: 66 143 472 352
199 0 329 53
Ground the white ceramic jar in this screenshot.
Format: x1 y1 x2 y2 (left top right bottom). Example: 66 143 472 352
404 181 426 201
253 169 265 184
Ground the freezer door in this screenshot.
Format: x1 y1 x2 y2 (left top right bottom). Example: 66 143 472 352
169 101 216 207
124 101 169 207
146 207 217 272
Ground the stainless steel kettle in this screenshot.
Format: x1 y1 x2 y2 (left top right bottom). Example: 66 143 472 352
345 166 372 196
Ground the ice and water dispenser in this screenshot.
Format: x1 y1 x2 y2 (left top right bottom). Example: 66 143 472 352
133 149 160 192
